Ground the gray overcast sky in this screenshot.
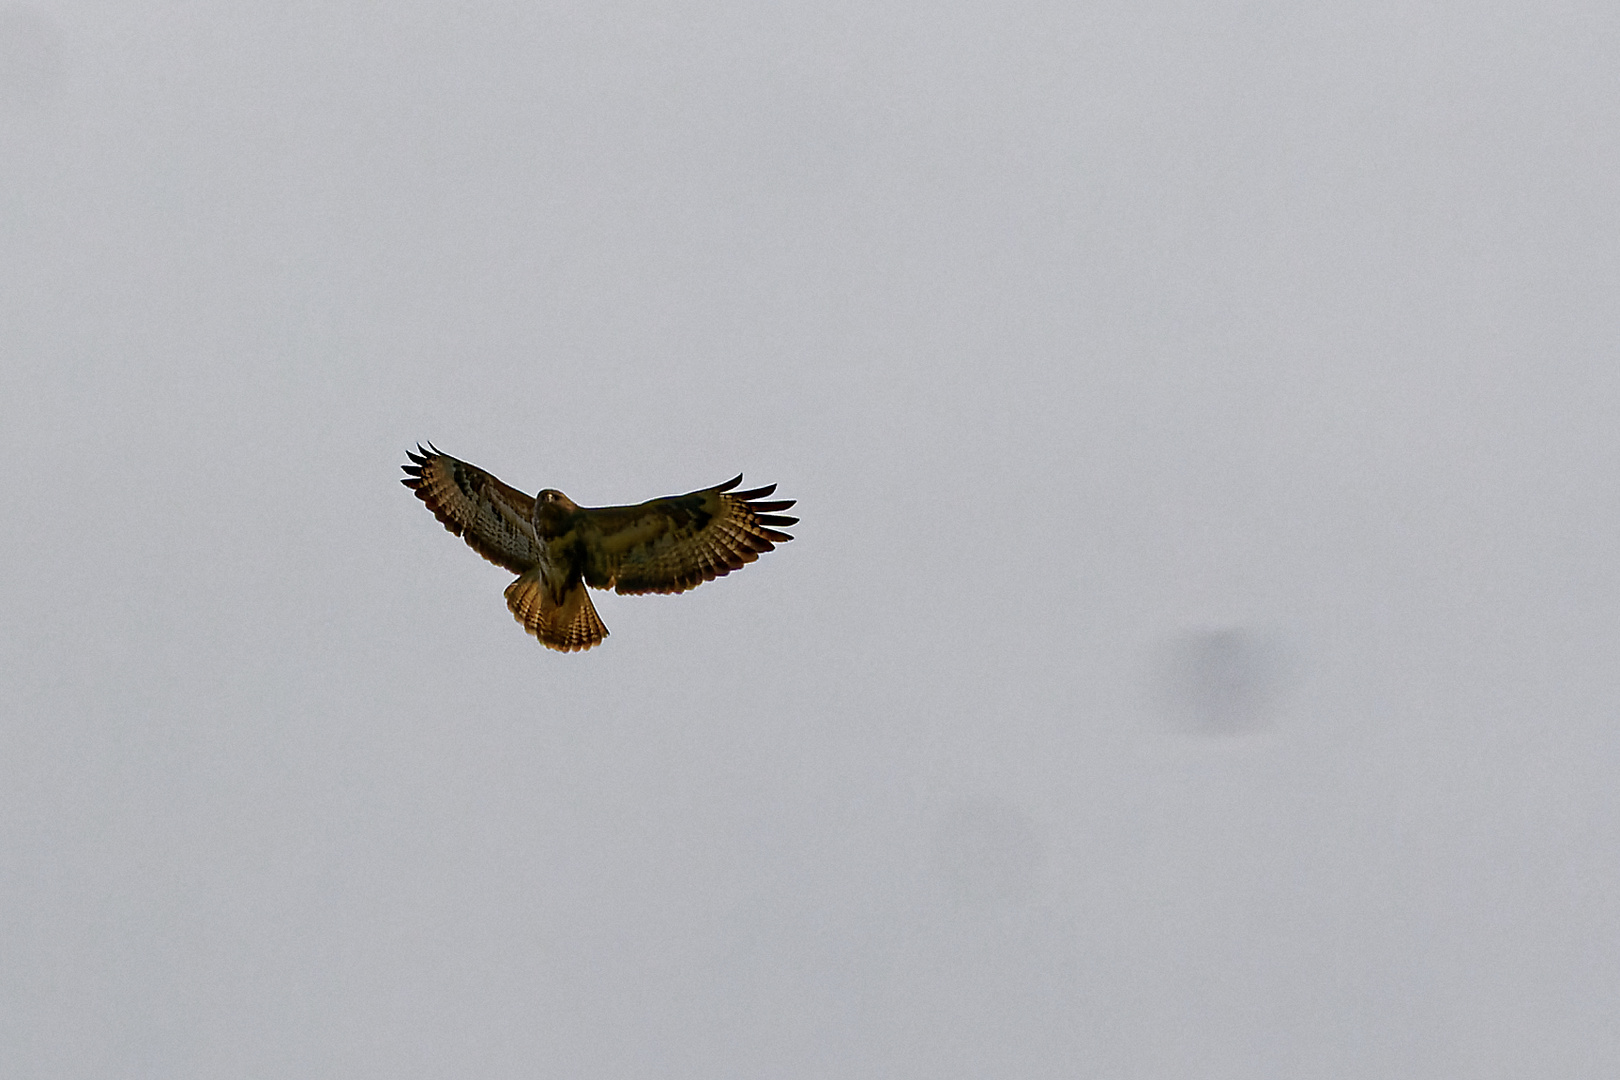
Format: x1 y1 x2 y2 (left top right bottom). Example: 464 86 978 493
3 1 1618 1076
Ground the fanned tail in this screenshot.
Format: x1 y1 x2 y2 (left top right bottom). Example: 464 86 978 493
504 569 609 653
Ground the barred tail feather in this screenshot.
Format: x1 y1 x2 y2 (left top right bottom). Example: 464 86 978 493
504 570 609 653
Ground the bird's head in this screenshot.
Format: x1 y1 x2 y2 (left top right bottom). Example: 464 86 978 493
533 488 579 535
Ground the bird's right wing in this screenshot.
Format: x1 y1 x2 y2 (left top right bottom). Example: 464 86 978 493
401 445 544 574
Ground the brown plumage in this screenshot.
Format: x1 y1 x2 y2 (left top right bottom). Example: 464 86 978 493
401 444 796 652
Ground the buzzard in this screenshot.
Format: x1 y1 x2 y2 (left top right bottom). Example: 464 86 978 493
401 445 796 652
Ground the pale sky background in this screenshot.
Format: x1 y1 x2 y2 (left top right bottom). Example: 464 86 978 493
3 2 1618 1077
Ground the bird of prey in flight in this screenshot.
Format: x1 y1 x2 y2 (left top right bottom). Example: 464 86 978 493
402 445 796 652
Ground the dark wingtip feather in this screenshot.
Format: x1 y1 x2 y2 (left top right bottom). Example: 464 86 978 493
756 514 798 527
734 483 777 500
759 528 794 543
714 474 744 493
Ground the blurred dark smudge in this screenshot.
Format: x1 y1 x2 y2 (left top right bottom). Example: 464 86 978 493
1161 626 1286 735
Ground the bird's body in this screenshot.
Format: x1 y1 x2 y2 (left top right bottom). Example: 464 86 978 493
401 445 796 651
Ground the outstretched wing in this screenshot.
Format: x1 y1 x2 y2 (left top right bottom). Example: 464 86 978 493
578 475 797 595
400 445 544 574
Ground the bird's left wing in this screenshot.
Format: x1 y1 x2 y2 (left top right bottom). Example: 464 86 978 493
401 445 544 573
578 475 797 595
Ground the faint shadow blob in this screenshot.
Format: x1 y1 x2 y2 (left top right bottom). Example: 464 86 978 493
930 798 1044 907
1159 627 1289 735
0 6 62 106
